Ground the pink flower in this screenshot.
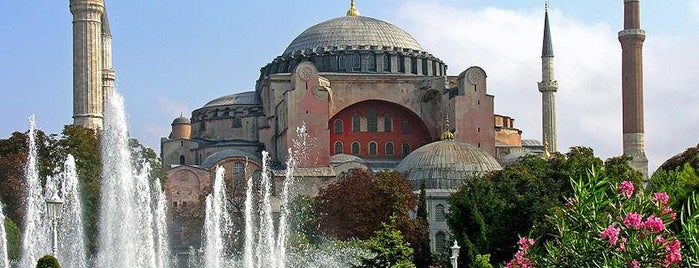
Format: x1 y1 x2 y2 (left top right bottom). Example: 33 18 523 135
653 192 670 207
619 181 634 198
644 215 666 233
600 225 621 245
654 235 666 245
518 237 535 251
619 237 627 251
623 212 644 229
664 239 682 267
631 259 640 268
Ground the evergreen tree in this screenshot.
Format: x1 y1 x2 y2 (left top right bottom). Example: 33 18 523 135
414 180 432 268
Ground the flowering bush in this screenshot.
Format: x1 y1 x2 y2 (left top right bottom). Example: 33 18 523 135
510 167 687 267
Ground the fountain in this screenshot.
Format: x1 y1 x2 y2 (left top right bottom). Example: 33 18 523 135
203 167 231 267
56 155 87 268
199 124 368 268
1 201 8 268
20 115 50 267
96 92 169 268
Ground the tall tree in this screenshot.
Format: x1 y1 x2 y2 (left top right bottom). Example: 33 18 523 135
413 180 432 268
316 169 416 240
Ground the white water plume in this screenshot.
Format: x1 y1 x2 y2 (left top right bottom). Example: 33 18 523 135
97 92 168 268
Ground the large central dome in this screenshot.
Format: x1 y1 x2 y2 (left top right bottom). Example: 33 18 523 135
283 16 424 55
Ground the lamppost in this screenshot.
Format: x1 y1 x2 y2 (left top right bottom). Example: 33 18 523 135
46 193 64 256
450 240 460 268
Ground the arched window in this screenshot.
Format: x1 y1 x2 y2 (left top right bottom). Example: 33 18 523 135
383 54 390 72
367 108 377 132
334 141 344 154
369 142 377 155
252 170 262 191
351 142 360 155
179 155 185 165
435 204 446 221
435 232 447 252
352 114 360 132
338 55 347 70
411 57 418 74
384 113 392 132
334 119 343 134
352 54 361 71
368 54 376 71
402 120 409 133
233 162 246 182
385 142 394 155
402 143 411 156
422 59 428 75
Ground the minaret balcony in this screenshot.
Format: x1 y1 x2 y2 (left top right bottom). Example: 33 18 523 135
618 29 646 40
537 81 558 92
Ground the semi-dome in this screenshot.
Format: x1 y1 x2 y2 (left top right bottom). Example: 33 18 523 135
284 16 424 55
397 140 502 190
203 91 260 108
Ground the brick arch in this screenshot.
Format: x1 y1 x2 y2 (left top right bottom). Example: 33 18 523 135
329 100 431 158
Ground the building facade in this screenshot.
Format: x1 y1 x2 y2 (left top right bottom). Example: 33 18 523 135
158 3 538 253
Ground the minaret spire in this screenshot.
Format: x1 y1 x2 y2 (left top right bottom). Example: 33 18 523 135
538 3 558 154
619 0 648 178
347 0 359 16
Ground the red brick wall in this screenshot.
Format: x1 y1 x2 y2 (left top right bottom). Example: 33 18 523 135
329 100 431 158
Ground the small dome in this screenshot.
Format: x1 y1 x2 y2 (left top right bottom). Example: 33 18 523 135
171 115 190 125
203 91 260 108
397 140 502 189
284 16 424 55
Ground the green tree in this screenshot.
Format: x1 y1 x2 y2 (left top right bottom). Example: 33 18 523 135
288 195 322 245
447 183 487 267
4 217 22 263
413 180 432 268
355 218 416 268
35 254 61 268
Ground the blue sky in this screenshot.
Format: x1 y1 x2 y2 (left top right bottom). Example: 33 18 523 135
1 1 697 172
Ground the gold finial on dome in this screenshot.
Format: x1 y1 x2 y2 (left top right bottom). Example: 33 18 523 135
440 114 454 141
347 0 359 16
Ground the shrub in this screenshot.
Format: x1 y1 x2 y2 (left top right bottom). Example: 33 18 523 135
511 167 684 267
36 255 61 268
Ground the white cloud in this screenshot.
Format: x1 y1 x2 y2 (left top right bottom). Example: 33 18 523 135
157 95 191 119
393 2 699 172
692 0 699 15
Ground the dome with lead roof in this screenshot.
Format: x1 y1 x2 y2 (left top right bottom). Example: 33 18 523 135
284 16 424 55
397 139 502 190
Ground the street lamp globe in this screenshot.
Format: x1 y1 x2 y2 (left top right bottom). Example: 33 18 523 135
450 240 460 268
46 194 64 220
46 193 64 256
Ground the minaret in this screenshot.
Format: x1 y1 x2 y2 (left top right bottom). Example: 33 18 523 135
101 7 116 101
538 2 558 154
70 0 108 130
619 0 648 178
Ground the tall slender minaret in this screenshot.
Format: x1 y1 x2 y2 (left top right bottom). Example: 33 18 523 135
101 7 116 101
619 0 648 178
538 2 558 154
70 0 114 130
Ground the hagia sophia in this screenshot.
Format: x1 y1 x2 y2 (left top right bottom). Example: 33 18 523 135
68 0 649 255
